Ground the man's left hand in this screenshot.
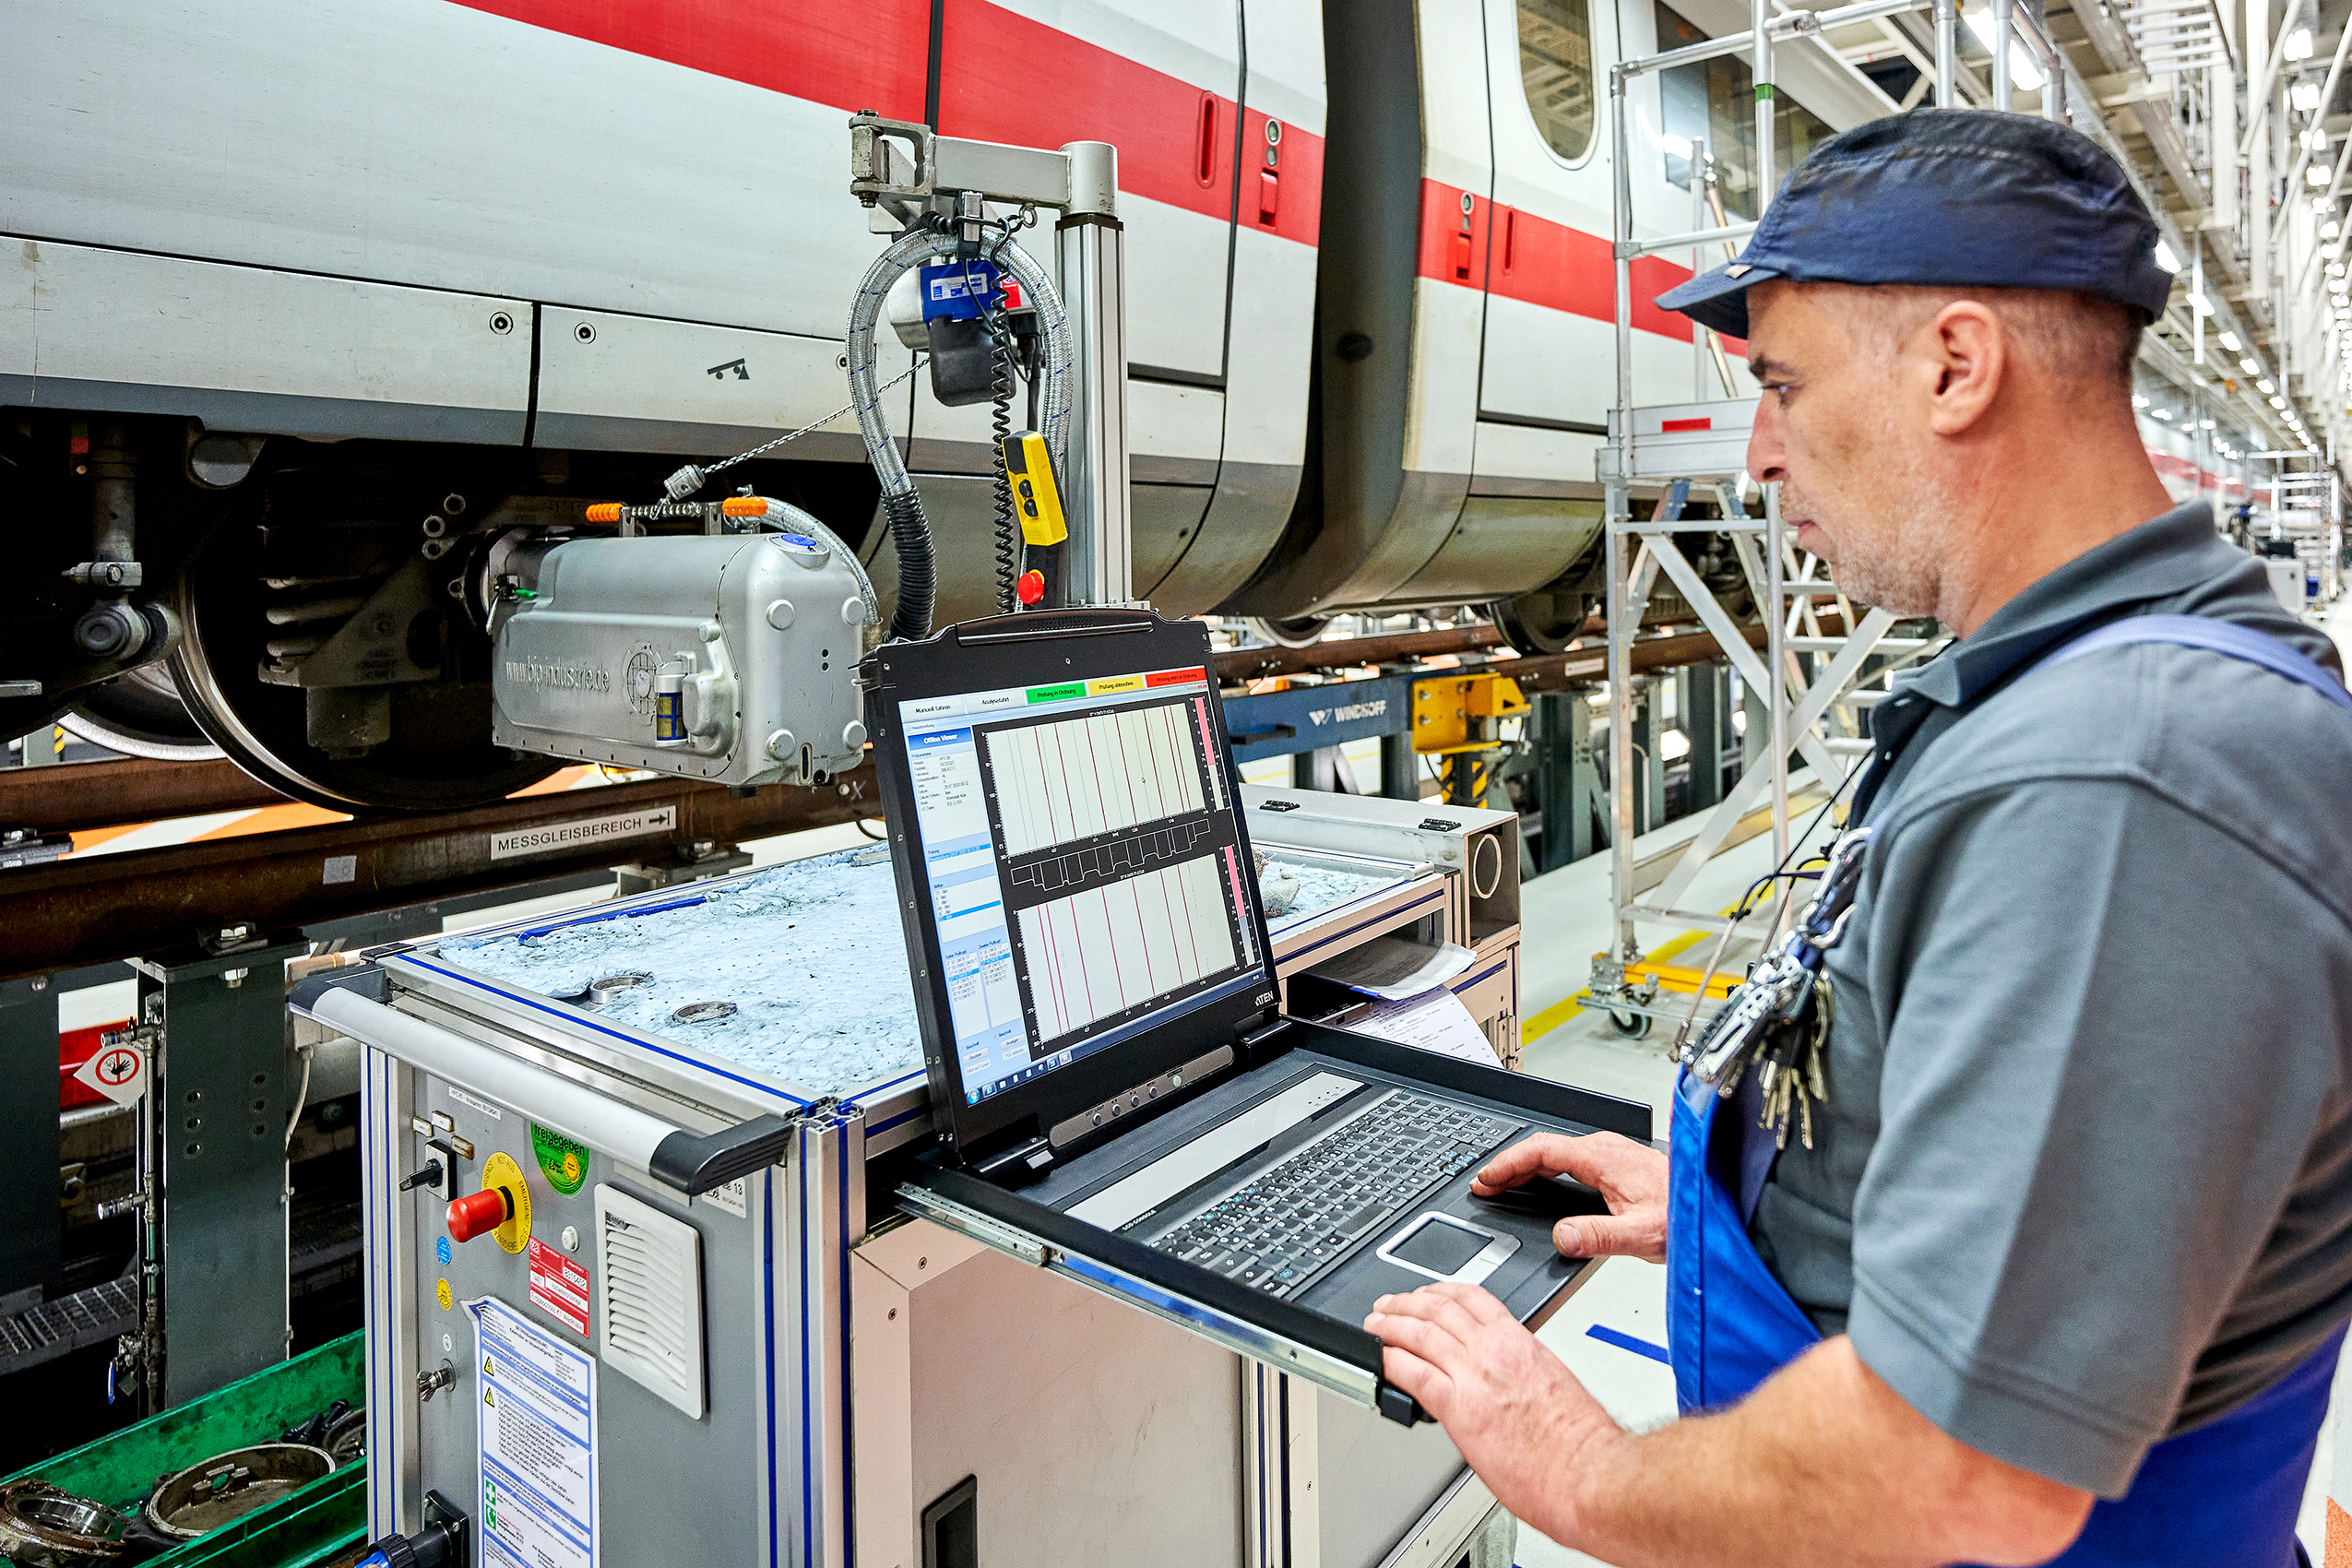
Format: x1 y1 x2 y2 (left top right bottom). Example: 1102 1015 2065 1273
1364 1282 1612 1537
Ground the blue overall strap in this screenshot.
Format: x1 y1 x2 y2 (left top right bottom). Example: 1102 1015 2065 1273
1665 1069 1824 1414
2042 613 2352 711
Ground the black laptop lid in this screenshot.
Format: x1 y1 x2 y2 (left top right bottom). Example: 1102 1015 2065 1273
863 610 1282 1163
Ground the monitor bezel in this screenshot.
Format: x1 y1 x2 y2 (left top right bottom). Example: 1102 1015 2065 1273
863 610 1281 1165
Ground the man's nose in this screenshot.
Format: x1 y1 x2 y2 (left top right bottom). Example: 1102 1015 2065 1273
1747 395 1785 486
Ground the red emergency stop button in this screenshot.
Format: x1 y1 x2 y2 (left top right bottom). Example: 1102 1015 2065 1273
1016 569 1045 606
446 1186 511 1243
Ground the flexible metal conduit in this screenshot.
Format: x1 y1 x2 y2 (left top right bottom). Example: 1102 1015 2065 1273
844 225 1073 641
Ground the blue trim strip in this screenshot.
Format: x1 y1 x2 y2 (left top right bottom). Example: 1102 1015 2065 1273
763 1170 778 1567
798 1129 814 1562
1278 890 1446 966
1586 1323 1670 1363
508 893 709 942
862 1105 928 1137
837 1118 855 1568
1451 958 1511 991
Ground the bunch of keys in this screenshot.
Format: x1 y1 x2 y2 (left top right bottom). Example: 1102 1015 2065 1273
1679 827 1873 1150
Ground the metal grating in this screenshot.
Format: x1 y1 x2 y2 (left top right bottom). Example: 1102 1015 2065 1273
0 1277 137 1374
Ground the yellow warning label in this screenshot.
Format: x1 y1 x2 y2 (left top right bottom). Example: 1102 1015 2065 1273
1087 674 1145 696
435 1278 453 1310
481 1151 533 1254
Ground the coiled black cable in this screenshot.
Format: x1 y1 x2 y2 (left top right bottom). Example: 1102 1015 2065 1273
988 317 1018 612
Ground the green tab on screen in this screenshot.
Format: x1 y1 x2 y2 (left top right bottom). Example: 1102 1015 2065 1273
1027 681 1087 704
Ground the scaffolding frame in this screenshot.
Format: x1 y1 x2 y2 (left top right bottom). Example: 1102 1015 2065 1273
1590 0 2060 1011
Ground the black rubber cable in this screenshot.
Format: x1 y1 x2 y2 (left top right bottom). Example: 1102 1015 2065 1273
882 489 933 642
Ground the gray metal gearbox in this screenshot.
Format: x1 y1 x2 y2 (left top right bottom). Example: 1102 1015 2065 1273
491 525 874 788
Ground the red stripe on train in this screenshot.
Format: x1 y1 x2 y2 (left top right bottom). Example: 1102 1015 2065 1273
1420 184 1721 344
938 2 1323 244
448 0 932 121
447 0 1324 244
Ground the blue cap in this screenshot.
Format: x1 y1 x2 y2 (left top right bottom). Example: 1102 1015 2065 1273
1654 109 2175 339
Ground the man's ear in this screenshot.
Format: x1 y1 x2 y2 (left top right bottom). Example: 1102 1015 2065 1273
1920 300 2006 436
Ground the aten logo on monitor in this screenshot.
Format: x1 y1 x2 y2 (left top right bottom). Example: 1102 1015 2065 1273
503 659 612 693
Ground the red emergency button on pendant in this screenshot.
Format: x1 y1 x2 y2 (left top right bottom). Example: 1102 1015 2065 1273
446 1187 511 1243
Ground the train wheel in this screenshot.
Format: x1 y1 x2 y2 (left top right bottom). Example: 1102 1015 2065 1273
1487 592 1586 656
1244 614 1332 649
58 664 221 762
168 492 556 814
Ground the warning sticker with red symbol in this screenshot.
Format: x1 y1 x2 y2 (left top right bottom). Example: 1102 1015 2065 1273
74 1039 148 1107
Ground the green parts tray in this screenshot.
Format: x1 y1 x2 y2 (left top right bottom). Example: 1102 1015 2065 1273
0 1332 367 1568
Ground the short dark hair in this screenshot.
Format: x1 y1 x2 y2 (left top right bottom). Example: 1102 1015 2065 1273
1842 284 2141 398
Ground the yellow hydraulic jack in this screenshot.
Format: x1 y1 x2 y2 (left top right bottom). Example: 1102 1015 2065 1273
1411 671 1529 807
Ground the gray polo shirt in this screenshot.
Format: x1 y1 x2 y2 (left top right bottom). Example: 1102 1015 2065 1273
1752 499 2352 1498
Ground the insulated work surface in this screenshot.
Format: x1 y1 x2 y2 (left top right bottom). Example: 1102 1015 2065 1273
442 849 924 1096
1259 857 1407 928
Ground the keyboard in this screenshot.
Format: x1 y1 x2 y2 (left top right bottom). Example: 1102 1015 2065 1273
1148 1090 1519 1299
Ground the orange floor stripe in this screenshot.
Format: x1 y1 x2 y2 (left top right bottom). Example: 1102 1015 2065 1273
66 822 147 853
509 766 600 797
190 802 350 840
2328 1497 2351 1568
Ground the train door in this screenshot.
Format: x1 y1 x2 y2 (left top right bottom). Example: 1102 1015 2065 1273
1151 0 1328 617
1223 0 1498 623
887 0 1247 623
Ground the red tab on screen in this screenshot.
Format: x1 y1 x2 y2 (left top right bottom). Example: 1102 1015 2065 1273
1146 667 1207 687
1660 417 1712 433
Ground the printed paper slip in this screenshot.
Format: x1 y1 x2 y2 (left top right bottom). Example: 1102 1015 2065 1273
470 1297 597 1568
1306 937 1474 1001
1341 989 1503 1068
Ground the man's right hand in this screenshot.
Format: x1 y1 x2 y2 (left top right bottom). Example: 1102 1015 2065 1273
1472 1133 1669 1264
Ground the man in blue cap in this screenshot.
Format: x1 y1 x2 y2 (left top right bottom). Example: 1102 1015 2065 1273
1364 109 2352 1563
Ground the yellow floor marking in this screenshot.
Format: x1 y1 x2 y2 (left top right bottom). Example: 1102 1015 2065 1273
1524 911 1738 1043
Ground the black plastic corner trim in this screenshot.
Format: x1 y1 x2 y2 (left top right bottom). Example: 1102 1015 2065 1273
1296 1019 1653 1142
649 1113 797 1195
1376 1383 1430 1427
909 1153 1385 1379
290 964 390 1018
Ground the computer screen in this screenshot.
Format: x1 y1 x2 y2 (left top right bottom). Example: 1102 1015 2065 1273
897 661 1266 1104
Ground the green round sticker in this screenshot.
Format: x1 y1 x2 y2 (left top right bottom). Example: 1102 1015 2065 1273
529 1123 590 1195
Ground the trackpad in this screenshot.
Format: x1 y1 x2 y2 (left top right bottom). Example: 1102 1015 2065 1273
1375 1212 1519 1286
1394 1218 1486 1274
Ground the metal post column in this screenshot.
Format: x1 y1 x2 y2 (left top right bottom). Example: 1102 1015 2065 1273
1753 0 1776 208
1990 0 2013 108
133 936 305 1408
1934 0 1958 104
0 978 62 1312
1055 140 1134 607
1380 732 1420 802
1765 485 1789 868
1608 63 1639 962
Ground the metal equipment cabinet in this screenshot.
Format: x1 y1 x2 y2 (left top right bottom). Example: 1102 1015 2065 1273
303 847 1596 1568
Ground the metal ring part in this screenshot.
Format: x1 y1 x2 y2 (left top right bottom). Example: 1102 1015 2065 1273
144 1444 334 1541
588 971 653 1005
0 1479 128 1568
668 1001 738 1026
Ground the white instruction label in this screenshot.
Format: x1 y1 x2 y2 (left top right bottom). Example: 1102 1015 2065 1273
490 806 676 862
470 1296 598 1568
697 1176 749 1219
